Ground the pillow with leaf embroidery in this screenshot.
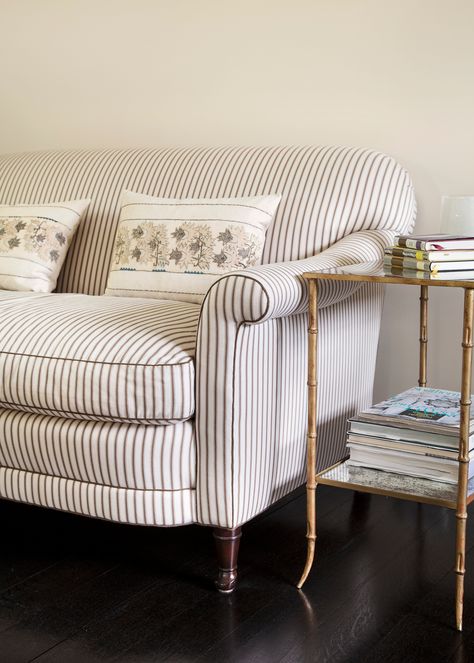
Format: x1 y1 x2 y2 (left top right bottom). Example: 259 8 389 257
0 199 90 292
105 190 281 304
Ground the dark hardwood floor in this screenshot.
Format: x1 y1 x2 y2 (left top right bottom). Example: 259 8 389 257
0 486 473 662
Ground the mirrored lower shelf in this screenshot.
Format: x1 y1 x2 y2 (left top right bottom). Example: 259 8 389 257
317 461 474 509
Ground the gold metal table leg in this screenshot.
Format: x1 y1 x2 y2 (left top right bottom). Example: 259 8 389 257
419 285 428 387
298 279 318 589
455 287 474 631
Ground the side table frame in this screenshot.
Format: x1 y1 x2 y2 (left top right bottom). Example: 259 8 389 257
297 273 474 632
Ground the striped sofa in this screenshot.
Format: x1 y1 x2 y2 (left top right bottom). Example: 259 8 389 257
0 147 416 591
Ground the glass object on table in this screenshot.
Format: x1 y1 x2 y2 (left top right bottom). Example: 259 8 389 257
441 195 474 234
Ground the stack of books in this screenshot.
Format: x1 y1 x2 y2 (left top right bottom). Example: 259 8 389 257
384 234 474 280
347 387 474 484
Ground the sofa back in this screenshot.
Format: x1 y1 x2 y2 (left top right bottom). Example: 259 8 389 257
0 146 415 295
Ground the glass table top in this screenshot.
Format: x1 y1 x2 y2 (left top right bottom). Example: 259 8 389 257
303 260 474 288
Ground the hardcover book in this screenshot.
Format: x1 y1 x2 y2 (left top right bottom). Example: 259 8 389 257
383 256 474 272
395 234 474 251
385 247 474 262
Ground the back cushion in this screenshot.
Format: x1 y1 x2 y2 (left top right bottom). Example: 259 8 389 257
0 147 416 295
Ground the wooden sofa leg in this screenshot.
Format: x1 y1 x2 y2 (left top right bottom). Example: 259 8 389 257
213 526 242 593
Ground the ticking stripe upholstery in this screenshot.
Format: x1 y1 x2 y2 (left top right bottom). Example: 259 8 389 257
0 408 195 491
0 468 196 526
0 291 200 424
0 147 415 296
196 230 409 527
0 146 416 530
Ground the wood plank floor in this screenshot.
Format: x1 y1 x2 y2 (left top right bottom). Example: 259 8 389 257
0 486 473 662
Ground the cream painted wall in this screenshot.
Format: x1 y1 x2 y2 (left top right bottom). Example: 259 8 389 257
1 0 474 398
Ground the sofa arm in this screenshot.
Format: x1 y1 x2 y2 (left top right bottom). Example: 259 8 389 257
195 227 396 527
200 228 396 325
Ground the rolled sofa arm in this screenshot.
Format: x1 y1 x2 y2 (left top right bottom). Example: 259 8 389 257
200 228 397 325
195 227 397 527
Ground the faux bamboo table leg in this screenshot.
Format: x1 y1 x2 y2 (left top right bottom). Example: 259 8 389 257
297 279 318 589
419 285 428 387
455 287 474 631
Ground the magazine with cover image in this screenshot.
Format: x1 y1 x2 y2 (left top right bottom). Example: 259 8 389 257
355 387 474 434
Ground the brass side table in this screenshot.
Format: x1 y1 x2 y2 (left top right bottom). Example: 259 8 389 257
297 261 474 631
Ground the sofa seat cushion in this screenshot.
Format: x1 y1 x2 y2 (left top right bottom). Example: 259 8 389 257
0 291 200 424
0 408 196 491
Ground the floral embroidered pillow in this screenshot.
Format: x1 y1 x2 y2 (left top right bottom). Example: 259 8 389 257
105 191 281 304
0 200 90 292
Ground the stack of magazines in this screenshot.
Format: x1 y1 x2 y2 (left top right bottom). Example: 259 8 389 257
347 387 474 484
384 235 474 280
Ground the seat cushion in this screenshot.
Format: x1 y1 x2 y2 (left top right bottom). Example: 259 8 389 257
0 408 196 491
0 291 200 424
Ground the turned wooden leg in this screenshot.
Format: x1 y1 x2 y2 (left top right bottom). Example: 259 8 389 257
213 526 242 593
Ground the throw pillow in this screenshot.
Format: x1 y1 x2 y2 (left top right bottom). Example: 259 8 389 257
0 199 90 292
105 190 281 303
